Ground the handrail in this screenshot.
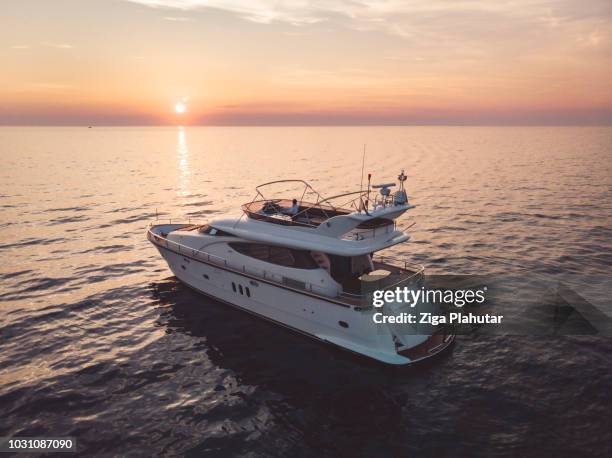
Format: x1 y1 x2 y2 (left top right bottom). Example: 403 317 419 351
148 228 424 308
254 180 329 210
148 229 331 297
342 256 425 295
372 261 425 291
255 179 316 193
314 190 367 209
373 253 425 274
249 181 372 221
242 200 327 229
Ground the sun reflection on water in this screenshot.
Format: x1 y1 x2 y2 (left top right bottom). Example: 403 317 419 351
177 126 191 197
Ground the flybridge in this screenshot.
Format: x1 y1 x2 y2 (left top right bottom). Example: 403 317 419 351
240 170 415 239
209 215 410 257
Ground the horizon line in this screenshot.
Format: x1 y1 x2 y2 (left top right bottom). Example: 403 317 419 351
1 123 611 127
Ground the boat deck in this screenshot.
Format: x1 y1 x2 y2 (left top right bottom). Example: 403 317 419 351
338 260 424 307
242 199 349 227
242 199 394 231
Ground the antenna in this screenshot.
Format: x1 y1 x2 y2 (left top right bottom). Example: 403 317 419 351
365 173 372 215
359 143 367 212
359 144 366 194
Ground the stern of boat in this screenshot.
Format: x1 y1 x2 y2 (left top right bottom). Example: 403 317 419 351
395 328 454 363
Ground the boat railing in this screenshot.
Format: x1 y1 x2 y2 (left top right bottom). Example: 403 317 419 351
338 257 425 308
148 229 424 309
248 179 381 223
372 259 425 291
341 221 396 241
148 229 335 298
372 253 425 275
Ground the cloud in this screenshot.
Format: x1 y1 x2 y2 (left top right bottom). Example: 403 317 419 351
126 0 336 24
41 42 74 49
163 16 191 21
28 82 73 90
580 31 603 47
11 43 75 50
124 0 612 30
122 0 612 66
538 9 569 28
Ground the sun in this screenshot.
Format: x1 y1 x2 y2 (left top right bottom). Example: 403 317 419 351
175 102 186 114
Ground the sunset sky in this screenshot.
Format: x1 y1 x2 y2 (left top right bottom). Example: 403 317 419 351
1 0 611 125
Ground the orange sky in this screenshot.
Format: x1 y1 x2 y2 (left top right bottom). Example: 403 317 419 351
1 0 611 125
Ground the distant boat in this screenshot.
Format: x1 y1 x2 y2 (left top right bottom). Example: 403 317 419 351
147 171 454 365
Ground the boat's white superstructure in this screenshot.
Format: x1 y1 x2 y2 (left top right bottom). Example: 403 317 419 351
148 172 453 365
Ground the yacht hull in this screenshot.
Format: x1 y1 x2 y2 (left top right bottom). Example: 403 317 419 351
153 244 454 365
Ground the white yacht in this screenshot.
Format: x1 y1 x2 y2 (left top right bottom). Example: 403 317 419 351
148 171 453 365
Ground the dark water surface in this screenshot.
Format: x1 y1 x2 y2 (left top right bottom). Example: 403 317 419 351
1 126 611 457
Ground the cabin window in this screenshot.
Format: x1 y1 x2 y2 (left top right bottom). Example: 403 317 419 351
229 243 318 269
245 287 251 297
269 246 295 266
289 250 319 268
237 243 269 261
199 225 235 237
239 284 244 295
232 282 236 292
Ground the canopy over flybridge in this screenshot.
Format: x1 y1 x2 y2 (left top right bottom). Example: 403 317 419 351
248 170 410 217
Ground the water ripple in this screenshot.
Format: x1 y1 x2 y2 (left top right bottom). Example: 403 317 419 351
0 126 610 456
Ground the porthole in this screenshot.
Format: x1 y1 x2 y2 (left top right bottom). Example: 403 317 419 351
232 282 236 292
338 321 349 328
239 284 244 295
181 265 186 270
246 287 251 297
203 274 209 280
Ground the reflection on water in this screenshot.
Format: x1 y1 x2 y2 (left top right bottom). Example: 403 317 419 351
177 126 191 197
0 126 611 456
